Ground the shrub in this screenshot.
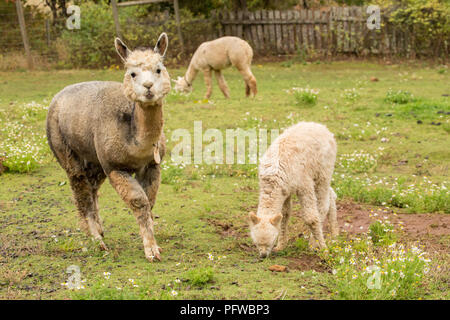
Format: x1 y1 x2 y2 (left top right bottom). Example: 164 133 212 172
384 89 416 104
327 236 432 300
369 220 397 246
291 88 319 106
386 0 450 57
57 2 216 68
185 267 214 287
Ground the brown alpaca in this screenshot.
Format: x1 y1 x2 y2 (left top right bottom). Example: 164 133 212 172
173 36 257 99
46 33 171 262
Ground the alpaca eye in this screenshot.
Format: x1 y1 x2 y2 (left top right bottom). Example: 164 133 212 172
156 68 161 74
130 72 136 78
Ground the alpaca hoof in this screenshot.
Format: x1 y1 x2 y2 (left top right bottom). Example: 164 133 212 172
145 245 162 262
100 242 109 251
95 239 108 251
146 253 161 262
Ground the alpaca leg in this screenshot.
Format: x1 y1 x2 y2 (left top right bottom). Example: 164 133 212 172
237 66 257 97
108 170 161 262
136 163 161 220
214 70 230 98
203 68 213 99
86 165 106 237
315 182 331 226
69 173 108 250
274 195 292 252
47 126 107 249
328 188 339 238
298 185 326 249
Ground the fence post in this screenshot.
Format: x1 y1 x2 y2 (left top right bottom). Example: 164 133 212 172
15 0 33 70
45 19 50 47
173 0 185 55
111 0 122 39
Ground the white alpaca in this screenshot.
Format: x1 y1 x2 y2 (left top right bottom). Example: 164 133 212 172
249 122 338 258
173 36 257 99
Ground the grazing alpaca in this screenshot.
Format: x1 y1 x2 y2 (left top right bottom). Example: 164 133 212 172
249 122 338 258
46 33 171 262
173 36 257 99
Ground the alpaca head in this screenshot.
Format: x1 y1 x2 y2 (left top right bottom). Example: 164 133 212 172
115 33 171 105
173 76 192 94
248 211 282 258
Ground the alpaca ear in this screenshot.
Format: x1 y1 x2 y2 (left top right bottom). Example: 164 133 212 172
270 213 282 226
115 38 131 62
248 212 261 225
154 32 168 57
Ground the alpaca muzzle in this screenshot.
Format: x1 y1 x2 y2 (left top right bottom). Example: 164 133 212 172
145 90 154 99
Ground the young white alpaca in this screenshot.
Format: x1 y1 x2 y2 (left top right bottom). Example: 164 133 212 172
173 36 257 99
249 122 338 258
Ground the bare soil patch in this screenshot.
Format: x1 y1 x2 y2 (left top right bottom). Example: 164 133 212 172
335 200 450 236
286 255 330 273
206 200 449 272
333 200 450 253
206 218 247 238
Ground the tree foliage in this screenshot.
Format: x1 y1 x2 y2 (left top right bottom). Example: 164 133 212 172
377 0 449 56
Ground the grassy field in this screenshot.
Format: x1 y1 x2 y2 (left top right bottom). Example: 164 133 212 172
0 61 449 300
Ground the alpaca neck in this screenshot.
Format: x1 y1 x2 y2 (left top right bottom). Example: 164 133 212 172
185 63 198 85
257 189 284 216
133 101 163 150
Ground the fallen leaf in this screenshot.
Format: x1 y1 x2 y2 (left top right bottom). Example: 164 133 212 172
269 265 288 272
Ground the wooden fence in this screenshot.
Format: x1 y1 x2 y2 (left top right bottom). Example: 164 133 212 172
215 7 413 57
6 2 443 71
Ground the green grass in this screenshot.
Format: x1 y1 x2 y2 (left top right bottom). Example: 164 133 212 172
369 220 397 246
0 61 449 300
327 237 431 300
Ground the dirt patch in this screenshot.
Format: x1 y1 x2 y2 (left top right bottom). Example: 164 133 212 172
238 242 254 253
206 218 247 238
331 200 450 253
286 254 330 273
0 236 42 260
335 200 450 237
207 200 448 270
